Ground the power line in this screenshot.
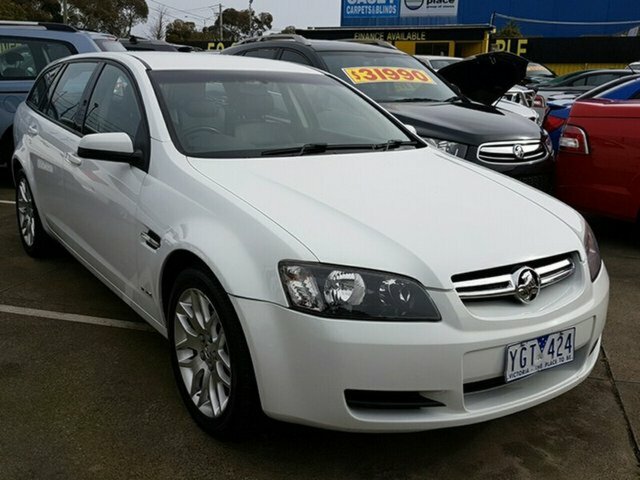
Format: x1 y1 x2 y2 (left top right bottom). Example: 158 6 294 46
147 0 210 20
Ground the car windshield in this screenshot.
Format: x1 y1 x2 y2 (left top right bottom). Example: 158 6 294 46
539 71 587 87
319 51 457 103
150 70 418 158
425 58 460 70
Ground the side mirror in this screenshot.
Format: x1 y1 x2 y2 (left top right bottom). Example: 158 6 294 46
77 132 141 163
404 124 418 135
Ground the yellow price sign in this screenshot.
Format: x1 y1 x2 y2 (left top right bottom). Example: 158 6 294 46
342 66 435 85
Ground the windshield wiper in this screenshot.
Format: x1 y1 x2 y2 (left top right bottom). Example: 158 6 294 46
373 139 419 151
388 98 440 103
261 141 419 157
261 143 329 157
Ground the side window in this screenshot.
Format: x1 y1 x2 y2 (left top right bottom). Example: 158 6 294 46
569 76 587 86
0 37 75 80
45 62 98 130
244 48 279 59
27 64 62 111
280 49 312 66
83 64 143 144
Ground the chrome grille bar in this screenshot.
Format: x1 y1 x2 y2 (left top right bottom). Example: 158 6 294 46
477 140 548 164
454 257 575 301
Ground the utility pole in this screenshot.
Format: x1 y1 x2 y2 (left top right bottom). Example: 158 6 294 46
63 0 68 24
219 4 223 41
248 0 253 37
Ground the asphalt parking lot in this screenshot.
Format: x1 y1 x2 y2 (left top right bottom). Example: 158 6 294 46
0 174 638 480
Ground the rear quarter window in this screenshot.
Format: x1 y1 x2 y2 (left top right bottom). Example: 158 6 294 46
0 37 76 81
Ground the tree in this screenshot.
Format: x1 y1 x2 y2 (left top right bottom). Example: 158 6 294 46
280 25 296 34
148 7 168 40
207 8 272 41
0 0 62 22
497 20 523 38
68 0 148 37
166 19 198 43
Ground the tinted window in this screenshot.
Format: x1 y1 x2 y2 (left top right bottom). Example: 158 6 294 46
45 62 97 130
27 64 63 111
280 49 312 66
151 70 414 158
319 51 456 103
585 73 621 86
569 76 587 86
84 64 142 142
0 37 75 80
244 48 278 59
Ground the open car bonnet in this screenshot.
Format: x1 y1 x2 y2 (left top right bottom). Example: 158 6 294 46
438 52 528 106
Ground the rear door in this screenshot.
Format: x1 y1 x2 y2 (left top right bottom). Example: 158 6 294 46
27 61 99 235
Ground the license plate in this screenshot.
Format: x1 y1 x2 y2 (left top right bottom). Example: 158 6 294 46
505 328 575 382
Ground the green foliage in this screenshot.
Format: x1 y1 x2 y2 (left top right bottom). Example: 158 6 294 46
497 20 523 38
0 0 148 37
0 0 62 22
280 25 296 34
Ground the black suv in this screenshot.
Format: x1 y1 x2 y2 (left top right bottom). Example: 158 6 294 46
223 36 554 191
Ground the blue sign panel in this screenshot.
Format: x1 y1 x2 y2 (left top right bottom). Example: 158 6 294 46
342 0 400 20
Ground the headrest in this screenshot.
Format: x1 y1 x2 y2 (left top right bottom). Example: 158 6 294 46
5 51 24 64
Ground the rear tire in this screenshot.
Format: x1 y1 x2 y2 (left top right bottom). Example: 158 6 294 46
167 268 262 439
15 170 53 258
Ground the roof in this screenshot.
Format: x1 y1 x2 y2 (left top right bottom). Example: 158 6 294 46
229 38 406 54
68 51 324 75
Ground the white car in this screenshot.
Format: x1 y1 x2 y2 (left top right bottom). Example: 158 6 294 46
12 52 608 436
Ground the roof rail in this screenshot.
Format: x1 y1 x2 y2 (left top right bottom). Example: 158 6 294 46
237 34 310 45
339 38 398 50
0 21 77 32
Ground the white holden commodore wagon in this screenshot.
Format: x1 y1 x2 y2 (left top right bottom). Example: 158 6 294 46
12 52 608 436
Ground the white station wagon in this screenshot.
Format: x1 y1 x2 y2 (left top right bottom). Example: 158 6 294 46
12 52 609 436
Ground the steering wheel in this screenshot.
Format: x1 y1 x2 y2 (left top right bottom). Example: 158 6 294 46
183 126 221 138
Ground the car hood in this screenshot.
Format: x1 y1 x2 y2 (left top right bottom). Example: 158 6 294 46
188 149 584 290
380 101 542 144
438 52 528 105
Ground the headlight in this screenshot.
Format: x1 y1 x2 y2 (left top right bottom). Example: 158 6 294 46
279 262 441 321
583 222 602 282
422 137 468 158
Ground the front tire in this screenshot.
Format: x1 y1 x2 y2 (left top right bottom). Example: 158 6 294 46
168 268 261 438
15 170 53 257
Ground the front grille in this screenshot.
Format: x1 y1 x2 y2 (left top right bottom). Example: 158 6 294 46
452 253 576 302
477 140 548 164
345 390 445 410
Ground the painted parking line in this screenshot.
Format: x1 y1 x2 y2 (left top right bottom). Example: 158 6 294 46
0 304 154 332
0 200 15 205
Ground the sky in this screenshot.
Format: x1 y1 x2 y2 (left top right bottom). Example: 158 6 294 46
135 0 343 36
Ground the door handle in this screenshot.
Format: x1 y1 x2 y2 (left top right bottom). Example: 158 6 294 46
27 124 38 136
65 153 82 166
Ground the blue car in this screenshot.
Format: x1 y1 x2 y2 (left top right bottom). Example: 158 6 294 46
543 74 640 152
0 22 124 173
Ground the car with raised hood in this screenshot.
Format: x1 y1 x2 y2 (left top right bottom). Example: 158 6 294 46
12 51 608 437
223 38 555 192
556 96 640 224
0 21 124 173
415 54 541 124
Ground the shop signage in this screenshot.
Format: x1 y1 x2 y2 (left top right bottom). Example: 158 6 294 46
401 0 458 17
343 0 400 19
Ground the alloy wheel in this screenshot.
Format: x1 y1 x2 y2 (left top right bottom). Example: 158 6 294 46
17 177 35 247
173 288 232 418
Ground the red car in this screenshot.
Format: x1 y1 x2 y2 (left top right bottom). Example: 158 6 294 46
556 99 640 223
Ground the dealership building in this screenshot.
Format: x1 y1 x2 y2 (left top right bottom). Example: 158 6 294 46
297 0 640 72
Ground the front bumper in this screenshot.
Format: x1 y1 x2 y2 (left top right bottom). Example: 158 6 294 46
230 266 609 432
